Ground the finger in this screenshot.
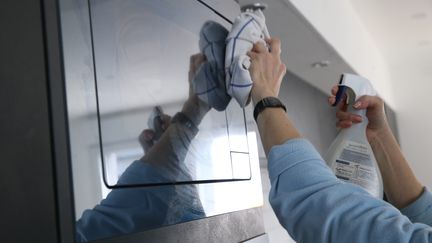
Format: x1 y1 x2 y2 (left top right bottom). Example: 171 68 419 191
190 53 205 69
353 95 382 110
267 38 282 56
251 42 267 53
335 92 348 110
336 110 353 120
331 85 338 95
160 114 172 131
138 129 155 153
328 96 337 106
336 110 363 122
336 120 353 129
247 51 259 60
336 97 348 111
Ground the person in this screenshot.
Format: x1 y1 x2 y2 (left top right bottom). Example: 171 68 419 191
75 54 209 242
247 37 432 242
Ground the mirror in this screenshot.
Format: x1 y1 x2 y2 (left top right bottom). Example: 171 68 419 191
62 0 257 241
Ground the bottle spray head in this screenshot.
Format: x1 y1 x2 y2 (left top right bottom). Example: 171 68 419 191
333 73 377 106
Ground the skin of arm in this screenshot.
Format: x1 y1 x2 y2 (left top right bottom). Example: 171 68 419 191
247 38 300 155
328 89 423 209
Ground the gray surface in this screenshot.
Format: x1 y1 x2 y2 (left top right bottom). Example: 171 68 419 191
280 72 339 156
93 207 265 243
0 0 60 242
60 0 265 242
242 233 269 243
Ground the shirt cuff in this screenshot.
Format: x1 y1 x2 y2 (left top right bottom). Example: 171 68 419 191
267 138 323 182
400 187 432 224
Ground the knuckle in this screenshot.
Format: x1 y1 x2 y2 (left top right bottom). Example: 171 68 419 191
272 37 281 44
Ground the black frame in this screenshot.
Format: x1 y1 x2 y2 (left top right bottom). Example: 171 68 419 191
1 0 264 242
86 0 252 189
1 0 75 242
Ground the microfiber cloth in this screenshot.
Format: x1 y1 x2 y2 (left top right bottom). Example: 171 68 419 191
192 21 231 111
225 9 270 107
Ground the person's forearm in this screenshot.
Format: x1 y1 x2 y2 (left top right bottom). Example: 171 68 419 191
181 96 209 126
256 107 301 155
369 126 423 208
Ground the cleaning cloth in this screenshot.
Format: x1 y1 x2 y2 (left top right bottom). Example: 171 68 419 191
192 21 231 111
225 9 270 107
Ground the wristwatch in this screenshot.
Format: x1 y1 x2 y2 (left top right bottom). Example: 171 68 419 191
171 112 199 134
253 97 287 122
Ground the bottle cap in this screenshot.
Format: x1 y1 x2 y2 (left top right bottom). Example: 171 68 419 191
333 73 377 106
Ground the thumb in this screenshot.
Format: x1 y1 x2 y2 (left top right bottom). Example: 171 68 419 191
353 95 382 110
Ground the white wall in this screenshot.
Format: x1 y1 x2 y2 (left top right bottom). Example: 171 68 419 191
286 0 432 189
286 0 395 108
387 64 432 188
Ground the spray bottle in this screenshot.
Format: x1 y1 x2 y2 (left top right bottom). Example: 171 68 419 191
325 73 383 198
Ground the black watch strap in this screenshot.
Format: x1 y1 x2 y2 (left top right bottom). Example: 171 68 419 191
171 112 199 134
253 97 287 122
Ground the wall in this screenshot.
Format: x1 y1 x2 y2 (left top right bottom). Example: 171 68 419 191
286 0 395 108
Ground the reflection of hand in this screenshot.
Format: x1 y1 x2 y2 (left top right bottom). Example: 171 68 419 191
247 38 286 105
139 113 171 153
139 54 209 154
328 85 390 142
184 54 211 125
188 53 207 100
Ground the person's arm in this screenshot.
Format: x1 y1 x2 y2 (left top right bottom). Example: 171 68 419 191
329 89 432 225
247 38 300 154
369 125 423 208
329 88 423 209
248 38 432 242
268 139 432 243
76 55 208 242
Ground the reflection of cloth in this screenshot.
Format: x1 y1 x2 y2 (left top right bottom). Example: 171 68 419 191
268 138 432 242
192 21 231 111
225 10 270 107
75 121 205 242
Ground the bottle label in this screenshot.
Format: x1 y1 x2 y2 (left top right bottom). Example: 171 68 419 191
332 141 379 196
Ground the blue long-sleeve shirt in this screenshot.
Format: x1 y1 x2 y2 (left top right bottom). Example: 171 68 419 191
268 138 432 243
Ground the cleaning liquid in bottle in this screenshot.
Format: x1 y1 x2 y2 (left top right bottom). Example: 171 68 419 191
325 73 383 198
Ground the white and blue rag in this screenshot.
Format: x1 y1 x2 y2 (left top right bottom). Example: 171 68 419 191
192 21 231 111
225 9 270 107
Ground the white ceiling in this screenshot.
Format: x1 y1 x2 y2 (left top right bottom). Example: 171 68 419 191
236 0 355 95
350 0 432 84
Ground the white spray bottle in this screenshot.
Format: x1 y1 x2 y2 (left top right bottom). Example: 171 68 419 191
325 73 383 198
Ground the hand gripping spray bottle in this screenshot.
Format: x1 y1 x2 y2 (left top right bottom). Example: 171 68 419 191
325 74 383 198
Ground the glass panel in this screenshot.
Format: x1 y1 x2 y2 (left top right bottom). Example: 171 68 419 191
62 0 264 241
89 0 250 187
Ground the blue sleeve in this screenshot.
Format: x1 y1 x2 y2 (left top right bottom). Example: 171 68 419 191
401 188 432 226
267 138 432 243
75 161 174 242
75 160 205 242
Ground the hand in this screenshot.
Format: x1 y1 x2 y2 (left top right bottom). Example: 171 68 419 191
328 85 390 142
139 113 172 153
184 53 211 124
247 38 287 104
188 53 206 97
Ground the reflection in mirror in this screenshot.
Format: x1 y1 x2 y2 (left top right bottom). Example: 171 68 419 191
89 0 250 188
64 0 253 241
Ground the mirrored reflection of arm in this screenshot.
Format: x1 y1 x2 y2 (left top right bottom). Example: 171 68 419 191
75 54 211 242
